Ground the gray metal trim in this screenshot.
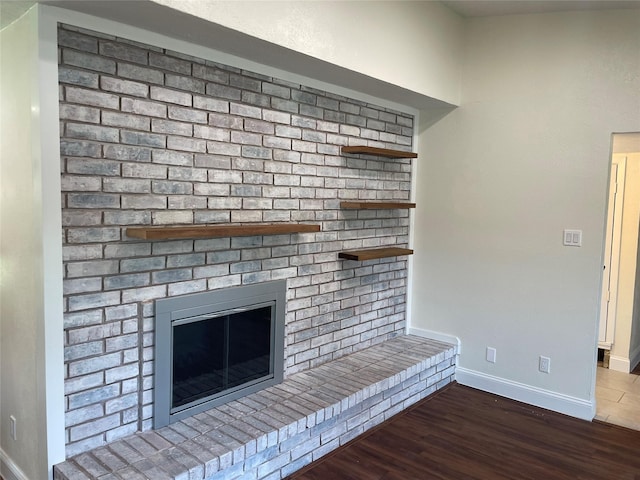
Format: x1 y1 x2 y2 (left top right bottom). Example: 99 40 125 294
153 280 286 428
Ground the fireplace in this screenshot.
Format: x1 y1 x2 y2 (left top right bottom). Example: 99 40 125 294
153 280 286 427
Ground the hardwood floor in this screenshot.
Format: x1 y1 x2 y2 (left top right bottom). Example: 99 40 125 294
287 383 640 480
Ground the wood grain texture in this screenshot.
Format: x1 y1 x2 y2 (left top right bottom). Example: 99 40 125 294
340 202 416 209
125 223 320 240
338 247 414 261
287 383 640 480
341 146 418 158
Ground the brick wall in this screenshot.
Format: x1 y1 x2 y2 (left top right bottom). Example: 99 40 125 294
58 24 415 457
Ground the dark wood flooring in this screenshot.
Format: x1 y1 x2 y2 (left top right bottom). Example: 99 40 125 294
288 383 640 480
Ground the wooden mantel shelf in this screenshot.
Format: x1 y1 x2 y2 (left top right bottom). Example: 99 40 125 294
340 201 416 209
126 223 321 240
341 146 418 159
338 247 414 261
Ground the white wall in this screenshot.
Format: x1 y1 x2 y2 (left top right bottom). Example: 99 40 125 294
151 0 464 107
610 152 640 371
412 10 640 418
0 6 65 480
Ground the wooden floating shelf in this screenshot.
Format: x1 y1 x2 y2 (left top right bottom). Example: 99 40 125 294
340 201 416 209
338 247 414 261
341 146 418 159
126 223 321 240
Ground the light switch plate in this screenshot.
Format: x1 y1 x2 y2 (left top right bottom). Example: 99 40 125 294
563 229 582 247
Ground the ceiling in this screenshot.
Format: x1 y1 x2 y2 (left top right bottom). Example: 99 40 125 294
441 0 640 17
3 0 640 30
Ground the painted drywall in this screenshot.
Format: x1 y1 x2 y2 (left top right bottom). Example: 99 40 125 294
412 9 640 411
1 8 44 480
150 0 464 107
1 6 65 480
610 153 640 371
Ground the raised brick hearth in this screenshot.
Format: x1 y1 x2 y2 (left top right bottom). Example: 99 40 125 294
54 336 456 480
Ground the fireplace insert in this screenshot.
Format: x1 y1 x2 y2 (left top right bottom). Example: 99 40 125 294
154 280 286 427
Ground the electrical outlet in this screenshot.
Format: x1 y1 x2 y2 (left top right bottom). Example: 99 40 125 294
539 356 551 374
486 347 497 363
10 415 17 441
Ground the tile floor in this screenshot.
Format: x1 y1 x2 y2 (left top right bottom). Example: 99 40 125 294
595 366 640 430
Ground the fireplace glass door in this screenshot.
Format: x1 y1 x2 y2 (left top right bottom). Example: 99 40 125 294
172 304 273 410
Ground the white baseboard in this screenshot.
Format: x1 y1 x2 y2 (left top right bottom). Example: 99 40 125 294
455 367 595 421
609 354 631 373
407 327 461 353
0 448 30 480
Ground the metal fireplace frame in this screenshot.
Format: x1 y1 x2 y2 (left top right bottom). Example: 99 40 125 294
154 280 286 428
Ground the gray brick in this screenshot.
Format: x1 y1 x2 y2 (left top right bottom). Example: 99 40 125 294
120 257 166 273
206 83 241 100
100 41 148 64
262 82 290 99
63 277 102 295
207 141 241 156
67 384 120 411
68 291 121 312
167 135 206 153
149 52 191 74
152 210 193 224
168 166 207 182
271 98 299 113
66 123 119 143
100 77 148 97
169 105 209 123
105 363 139 383
152 150 193 166
121 130 166 148
152 180 192 195
67 322 121 345
121 98 167 118
104 145 151 162
67 193 119 209
242 91 271 108
276 125 301 139
59 29 98 52
66 260 119 278
193 183 230 196
209 112 243 129
151 119 192 136
150 86 192 106
104 243 151 258
231 131 262 146
152 268 192 284
65 87 124 110
104 273 150 290
165 74 205 94
192 63 229 83
193 125 228 141
263 110 291 124
59 67 99 88
61 176 101 192
167 194 207 209
60 104 100 123
242 146 272 160
61 140 102 159
121 285 166 303
62 210 102 227
118 63 164 85
63 49 116 74
121 195 166 209
166 253 205 268
102 111 150 131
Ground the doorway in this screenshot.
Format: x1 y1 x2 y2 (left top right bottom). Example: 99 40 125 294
595 132 640 430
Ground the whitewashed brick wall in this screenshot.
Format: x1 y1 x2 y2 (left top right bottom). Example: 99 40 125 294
59 24 414 457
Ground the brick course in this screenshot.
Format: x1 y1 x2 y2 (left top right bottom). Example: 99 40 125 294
58 24 415 457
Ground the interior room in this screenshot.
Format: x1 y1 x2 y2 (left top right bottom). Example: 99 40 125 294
1 1 639 479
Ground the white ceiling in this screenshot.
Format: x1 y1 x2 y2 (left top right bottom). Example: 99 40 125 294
442 0 640 17
3 0 640 30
